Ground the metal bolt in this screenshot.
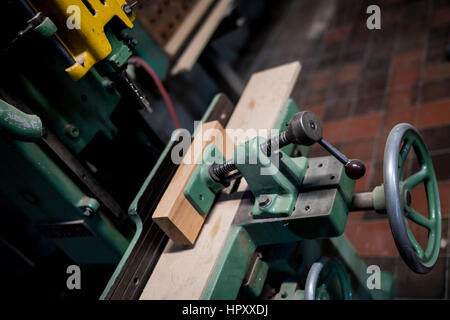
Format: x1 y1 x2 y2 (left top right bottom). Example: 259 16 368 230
102 79 115 92
122 1 137 17
83 207 94 217
122 4 132 16
258 195 272 208
65 124 80 139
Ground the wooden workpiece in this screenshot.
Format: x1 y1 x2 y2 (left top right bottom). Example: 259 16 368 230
141 61 302 300
152 120 234 245
171 0 234 75
164 0 214 57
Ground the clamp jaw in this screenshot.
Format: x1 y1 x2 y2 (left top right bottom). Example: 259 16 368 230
233 136 308 218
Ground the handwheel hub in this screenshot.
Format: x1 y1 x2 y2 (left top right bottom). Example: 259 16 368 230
401 187 412 211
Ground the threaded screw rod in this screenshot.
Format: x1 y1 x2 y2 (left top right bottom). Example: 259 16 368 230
210 133 290 181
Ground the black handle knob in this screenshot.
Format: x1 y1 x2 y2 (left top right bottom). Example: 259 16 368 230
345 159 366 180
318 138 366 180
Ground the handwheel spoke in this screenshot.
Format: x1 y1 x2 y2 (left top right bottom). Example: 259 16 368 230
398 138 412 177
385 124 440 272
405 222 425 259
322 268 337 287
403 168 429 190
406 207 434 230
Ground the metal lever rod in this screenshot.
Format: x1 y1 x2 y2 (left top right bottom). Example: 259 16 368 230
318 138 348 164
318 138 366 180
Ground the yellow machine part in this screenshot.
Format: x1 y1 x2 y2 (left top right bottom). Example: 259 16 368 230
28 0 135 81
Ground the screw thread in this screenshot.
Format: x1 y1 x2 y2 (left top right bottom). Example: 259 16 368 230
211 132 290 180
211 159 237 178
264 131 290 155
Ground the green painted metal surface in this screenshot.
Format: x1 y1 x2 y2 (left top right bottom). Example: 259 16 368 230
201 104 318 299
123 21 169 80
96 26 133 76
399 129 441 267
0 133 128 264
184 144 227 215
313 258 352 300
0 98 43 141
267 242 299 274
242 256 269 298
184 94 235 215
100 130 181 299
34 16 58 39
101 93 233 299
185 128 308 218
276 281 304 300
200 99 394 300
99 212 142 300
187 97 310 219
329 235 395 299
17 66 120 154
202 226 257 300
234 137 308 218
242 163 355 245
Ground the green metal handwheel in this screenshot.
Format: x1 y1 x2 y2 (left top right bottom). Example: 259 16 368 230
304 257 352 300
384 123 441 274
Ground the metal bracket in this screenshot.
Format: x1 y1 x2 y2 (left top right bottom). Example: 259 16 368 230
184 143 228 215
234 136 308 218
184 136 309 219
241 253 269 298
233 156 355 243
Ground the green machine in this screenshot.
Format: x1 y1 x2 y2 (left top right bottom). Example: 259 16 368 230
0 0 442 301
182 103 442 300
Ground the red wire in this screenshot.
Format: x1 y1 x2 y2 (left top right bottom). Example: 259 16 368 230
128 56 181 129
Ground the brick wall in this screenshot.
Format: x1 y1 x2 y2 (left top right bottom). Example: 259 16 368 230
237 0 450 299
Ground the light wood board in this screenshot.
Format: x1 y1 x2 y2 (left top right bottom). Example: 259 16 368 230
164 0 214 57
171 0 234 75
152 120 234 245
141 61 301 299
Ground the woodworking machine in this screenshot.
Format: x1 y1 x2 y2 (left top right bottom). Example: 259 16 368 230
0 0 442 300
184 105 441 299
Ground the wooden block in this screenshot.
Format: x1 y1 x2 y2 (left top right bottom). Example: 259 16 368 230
171 0 234 75
152 120 234 245
164 0 214 57
141 61 301 299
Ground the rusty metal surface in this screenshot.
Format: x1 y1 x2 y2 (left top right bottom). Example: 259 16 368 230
133 0 200 46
